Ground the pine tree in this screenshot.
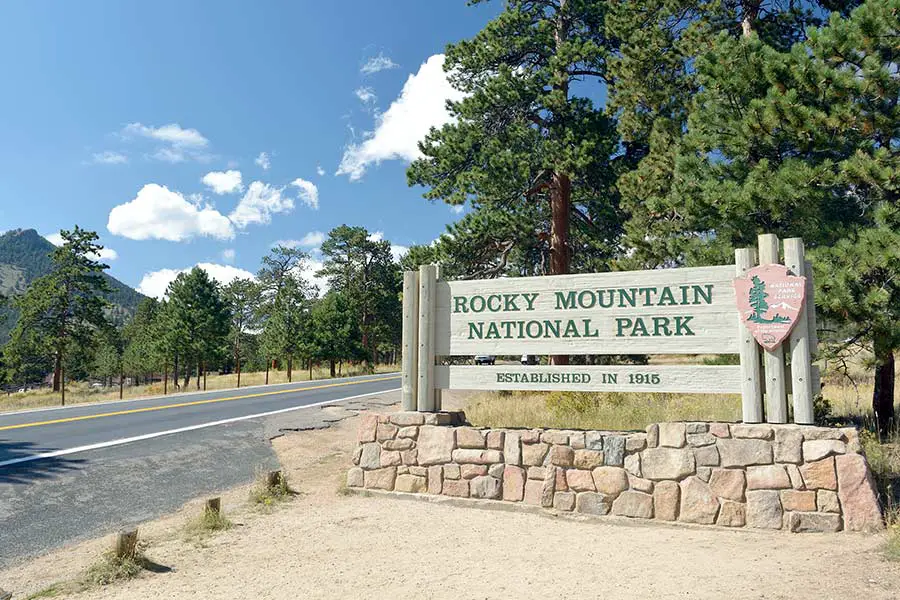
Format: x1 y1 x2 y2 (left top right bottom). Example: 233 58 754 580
407 0 623 281
3 227 110 403
222 278 260 388
748 276 770 322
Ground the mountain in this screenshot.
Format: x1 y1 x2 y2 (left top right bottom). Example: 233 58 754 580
0 228 145 341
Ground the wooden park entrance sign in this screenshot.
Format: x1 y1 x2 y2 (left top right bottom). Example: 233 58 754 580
401 234 819 425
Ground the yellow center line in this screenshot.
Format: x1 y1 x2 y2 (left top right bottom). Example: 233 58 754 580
0 375 401 432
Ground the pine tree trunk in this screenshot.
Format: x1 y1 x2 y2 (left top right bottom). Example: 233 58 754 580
174 353 180 390
236 355 241 388
164 360 169 395
53 351 62 393
330 359 336 378
308 359 313 380
873 332 896 437
60 366 65 406
550 171 571 366
119 373 124 399
265 359 269 385
196 361 201 390
203 362 207 391
287 357 293 383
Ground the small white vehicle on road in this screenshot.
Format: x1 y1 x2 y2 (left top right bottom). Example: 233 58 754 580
474 355 496 365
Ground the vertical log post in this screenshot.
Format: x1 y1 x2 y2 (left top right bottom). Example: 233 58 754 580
784 238 814 424
401 271 420 411
417 264 437 412
735 248 763 423
758 234 787 423
114 529 138 560
205 497 221 515
433 264 444 412
804 260 821 396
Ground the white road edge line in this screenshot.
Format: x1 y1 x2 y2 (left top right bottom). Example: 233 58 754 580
0 372 401 417
0 387 401 469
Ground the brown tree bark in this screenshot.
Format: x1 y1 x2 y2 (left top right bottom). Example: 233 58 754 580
549 171 572 366
873 332 896 437
330 359 336 378
196 361 201 390
53 351 62 393
265 359 270 385
60 366 65 406
164 360 169 395
287 357 293 383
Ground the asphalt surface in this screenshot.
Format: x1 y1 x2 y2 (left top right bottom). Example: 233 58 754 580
0 373 401 568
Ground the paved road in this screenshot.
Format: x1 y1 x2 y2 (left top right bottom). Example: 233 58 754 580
0 374 400 568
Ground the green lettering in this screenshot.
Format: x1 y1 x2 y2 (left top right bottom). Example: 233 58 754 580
555 291 576 310
503 294 519 311
468 322 483 339
582 319 599 337
652 316 673 336
522 293 539 311
658 287 677 306
470 295 486 313
618 289 636 307
598 289 614 308
486 322 501 339
487 294 503 312
500 321 516 338
616 318 632 337
578 290 596 309
675 316 695 336
692 285 713 305
453 296 468 313
526 320 543 338
631 318 650 337
563 319 582 338
543 319 561 338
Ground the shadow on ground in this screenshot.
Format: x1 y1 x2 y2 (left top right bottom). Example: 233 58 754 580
0 440 85 484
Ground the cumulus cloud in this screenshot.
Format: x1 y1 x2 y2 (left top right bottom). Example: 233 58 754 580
337 54 465 180
274 231 326 252
316 165 326 176
361 53 398 75
122 122 211 163
45 232 118 260
290 178 319 209
107 184 234 241
202 169 243 194
124 123 209 147
255 152 271 170
367 231 408 262
137 262 255 299
355 86 377 104
222 248 236 263
451 204 465 214
229 181 294 228
90 151 128 165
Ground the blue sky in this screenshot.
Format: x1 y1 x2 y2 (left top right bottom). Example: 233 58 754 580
0 0 499 297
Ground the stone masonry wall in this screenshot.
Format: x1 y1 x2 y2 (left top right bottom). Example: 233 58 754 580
347 412 884 533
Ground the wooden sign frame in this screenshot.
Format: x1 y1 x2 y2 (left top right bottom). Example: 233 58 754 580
401 234 819 425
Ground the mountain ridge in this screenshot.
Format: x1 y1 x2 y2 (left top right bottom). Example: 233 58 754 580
0 228 145 341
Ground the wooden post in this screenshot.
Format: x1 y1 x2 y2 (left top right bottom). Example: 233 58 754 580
114 529 138 560
434 264 444 412
735 248 763 423
119 373 124 400
784 238 814 424
401 271 419 411
205 497 221 515
758 234 787 423
417 264 437 412
266 470 284 489
804 259 819 354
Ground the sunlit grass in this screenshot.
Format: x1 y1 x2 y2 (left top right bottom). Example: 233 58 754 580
0 363 398 413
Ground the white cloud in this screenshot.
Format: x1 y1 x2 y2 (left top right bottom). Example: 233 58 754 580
94 247 119 261
337 54 465 180
107 184 234 241
316 165 326 176
137 262 255 299
123 123 209 148
45 232 118 261
222 248 236 263
355 86 377 104
202 170 243 195
255 152 271 170
229 181 294 228
361 53 399 75
290 178 319 209
451 204 465 214
367 231 384 242
390 244 409 263
91 151 128 165
300 231 326 247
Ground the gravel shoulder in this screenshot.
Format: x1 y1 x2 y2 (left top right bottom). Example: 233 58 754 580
2 395 898 600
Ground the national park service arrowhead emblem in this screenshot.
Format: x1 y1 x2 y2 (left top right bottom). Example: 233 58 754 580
733 264 806 350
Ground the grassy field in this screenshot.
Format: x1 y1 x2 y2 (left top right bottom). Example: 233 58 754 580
0 364 398 413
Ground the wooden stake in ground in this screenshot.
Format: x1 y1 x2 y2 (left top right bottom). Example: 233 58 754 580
266 470 284 489
205 497 221 515
114 530 139 560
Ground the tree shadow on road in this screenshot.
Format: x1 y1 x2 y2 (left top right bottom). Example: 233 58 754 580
0 439 85 484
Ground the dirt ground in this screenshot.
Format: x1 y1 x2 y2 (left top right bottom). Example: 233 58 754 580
2 406 899 600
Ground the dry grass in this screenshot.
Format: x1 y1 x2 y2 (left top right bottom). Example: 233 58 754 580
249 470 295 510
466 391 743 431
0 364 397 413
